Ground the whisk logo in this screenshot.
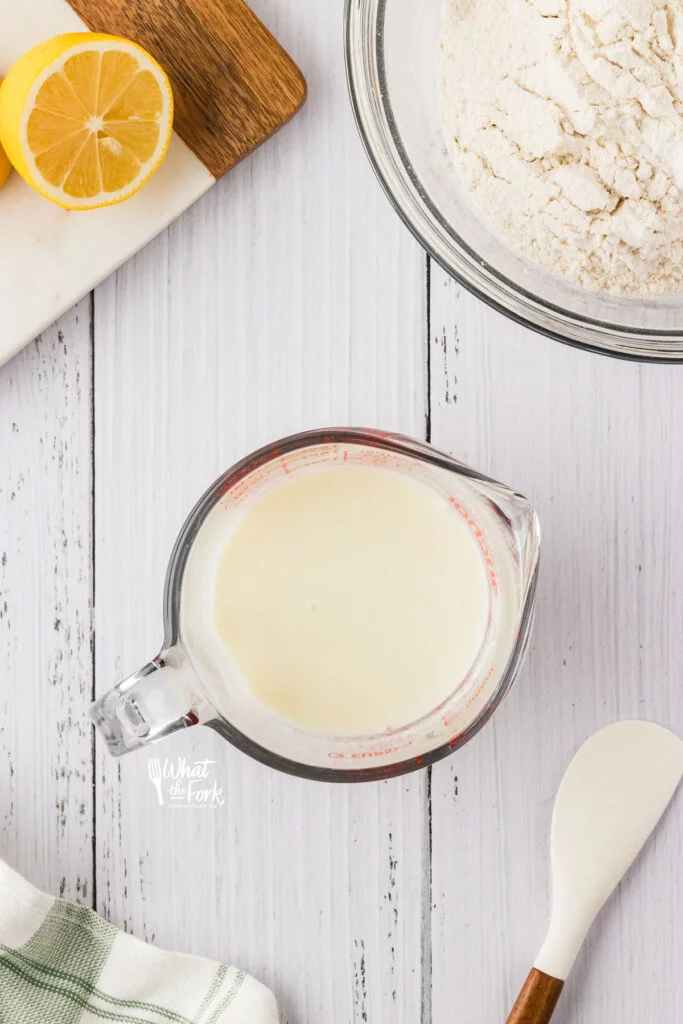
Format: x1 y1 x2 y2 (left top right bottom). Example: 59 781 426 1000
146 757 226 809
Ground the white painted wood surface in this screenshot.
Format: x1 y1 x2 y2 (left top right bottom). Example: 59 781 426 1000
428 275 683 1023
0 300 93 903
1 2 682 1022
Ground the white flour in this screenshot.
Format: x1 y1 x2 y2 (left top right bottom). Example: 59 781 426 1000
438 0 683 293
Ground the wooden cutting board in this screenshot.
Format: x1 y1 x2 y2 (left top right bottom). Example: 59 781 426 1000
0 0 306 367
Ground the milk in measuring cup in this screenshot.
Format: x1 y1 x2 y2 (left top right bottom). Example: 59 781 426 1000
183 464 490 736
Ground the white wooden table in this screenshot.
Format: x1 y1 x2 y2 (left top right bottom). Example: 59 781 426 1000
1 3 682 1022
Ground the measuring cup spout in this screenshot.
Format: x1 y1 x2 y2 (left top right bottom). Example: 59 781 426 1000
475 477 541 598
90 647 210 756
510 492 541 600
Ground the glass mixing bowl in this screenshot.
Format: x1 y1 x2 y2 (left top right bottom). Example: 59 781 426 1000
345 0 683 361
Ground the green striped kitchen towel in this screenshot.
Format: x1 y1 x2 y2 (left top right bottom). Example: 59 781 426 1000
0 860 278 1024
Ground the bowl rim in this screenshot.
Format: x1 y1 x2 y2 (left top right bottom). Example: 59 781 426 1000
344 0 683 363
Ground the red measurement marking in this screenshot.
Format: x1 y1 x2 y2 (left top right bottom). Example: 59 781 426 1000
466 666 495 708
328 742 412 760
442 709 464 729
448 497 499 597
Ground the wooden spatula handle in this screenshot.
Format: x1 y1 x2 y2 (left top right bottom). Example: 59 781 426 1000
506 968 564 1024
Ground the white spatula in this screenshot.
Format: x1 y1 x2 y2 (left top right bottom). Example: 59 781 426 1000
506 720 683 1023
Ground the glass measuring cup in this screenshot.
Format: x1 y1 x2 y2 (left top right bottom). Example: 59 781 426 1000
91 428 540 781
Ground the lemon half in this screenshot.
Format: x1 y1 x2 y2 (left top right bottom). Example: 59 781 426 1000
0 79 10 189
0 33 174 210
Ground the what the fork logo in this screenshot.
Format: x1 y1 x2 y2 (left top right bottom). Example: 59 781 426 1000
145 756 226 808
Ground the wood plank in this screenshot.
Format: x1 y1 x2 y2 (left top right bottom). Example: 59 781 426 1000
92 2 427 1019
0 300 93 904
67 0 307 178
428 265 683 1024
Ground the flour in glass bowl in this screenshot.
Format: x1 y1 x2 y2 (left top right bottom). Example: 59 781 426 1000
438 0 683 294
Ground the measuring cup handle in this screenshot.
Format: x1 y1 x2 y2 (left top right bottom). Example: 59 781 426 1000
506 968 564 1024
90 649 209 756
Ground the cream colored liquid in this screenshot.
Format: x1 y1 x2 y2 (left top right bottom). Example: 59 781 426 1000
213 465 490 735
